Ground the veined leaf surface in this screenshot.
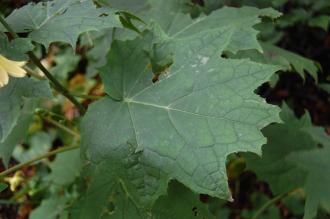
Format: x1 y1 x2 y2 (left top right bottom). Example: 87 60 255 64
81 15 281 207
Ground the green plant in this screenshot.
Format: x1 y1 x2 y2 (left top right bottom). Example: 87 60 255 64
0 0 329 219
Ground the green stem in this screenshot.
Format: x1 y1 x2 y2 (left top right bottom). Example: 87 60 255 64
28 52 86 114
252 190 296 219
0 145 80 179
0 16 86 115
35 108 67 121
0 16 19 38
42 116 80 139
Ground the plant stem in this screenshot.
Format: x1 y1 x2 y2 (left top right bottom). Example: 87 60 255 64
35 108 67 121
42 116 80 139
71 93 103 100
0 16 19 38
27 52 86 114
0 16 86 115
0 145 80 179
252 190 296 219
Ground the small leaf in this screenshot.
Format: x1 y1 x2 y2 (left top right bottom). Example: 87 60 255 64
308 15 330 31
0 183 8 192
117 11 145 34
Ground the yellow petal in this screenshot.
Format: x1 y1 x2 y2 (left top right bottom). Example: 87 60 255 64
0 65 9 87
11 60 26 67
0 55 27 67
0 55 26 78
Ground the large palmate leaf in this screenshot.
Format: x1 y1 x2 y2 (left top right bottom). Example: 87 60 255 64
81 7 281 208
2 0 121 48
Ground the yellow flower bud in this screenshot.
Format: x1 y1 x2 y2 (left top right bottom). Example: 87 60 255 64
0 55 27 88
4 171 24 192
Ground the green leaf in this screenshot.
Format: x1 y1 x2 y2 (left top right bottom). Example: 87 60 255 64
0 32 33 61
230 42 320 81
71 164 213 219
141 22 174 75
0 78 52 144
308 15 330 31
81 16 281 207
0 183 8 192
303 127 330 147
152 181 214 219
117 11 145 34
2 0 121 48
0 31 51 156
50 48 80 81
0 101 34 167
70 164 146 219
13 131 54 163
30 196 68 219
288 147 330 219
244 105 318 194
245 105 330 219
148 3 282 53
98 0 149 14
260 43 320 81
47 149 82 186
319 84 330 94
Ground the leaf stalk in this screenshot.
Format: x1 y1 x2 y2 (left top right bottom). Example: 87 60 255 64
252 189 297 219
0 145 80 179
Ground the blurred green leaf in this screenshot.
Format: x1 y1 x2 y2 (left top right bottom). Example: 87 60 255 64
13 131 54 163
308 15 330 31
47 149 82 186
0 183 8 192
